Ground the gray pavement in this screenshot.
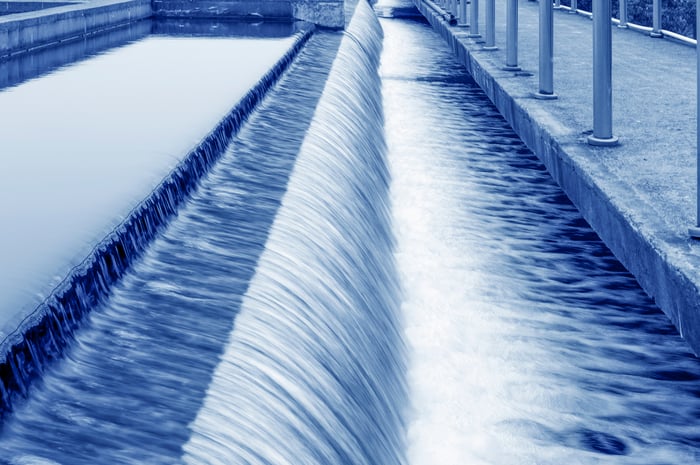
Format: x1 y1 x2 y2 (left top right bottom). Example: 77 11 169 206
415 0 700 353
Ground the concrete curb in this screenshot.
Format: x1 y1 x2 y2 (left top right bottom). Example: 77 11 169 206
0 25 315 417
414 0 700 354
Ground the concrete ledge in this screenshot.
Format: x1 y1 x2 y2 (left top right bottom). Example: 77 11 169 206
0 0 151 57
415 0 700 353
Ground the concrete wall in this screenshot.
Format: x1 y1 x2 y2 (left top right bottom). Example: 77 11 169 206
0 0 341 58
0 0 151 57
152 0 344 28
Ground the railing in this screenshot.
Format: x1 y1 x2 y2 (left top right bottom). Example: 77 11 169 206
427 0 700 238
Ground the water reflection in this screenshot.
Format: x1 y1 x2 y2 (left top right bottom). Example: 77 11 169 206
0 18 301 92
380 6 700 464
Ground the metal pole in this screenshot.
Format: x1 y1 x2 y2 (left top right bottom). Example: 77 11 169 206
469 0 481 37
588 0 618 145
651 0 663 37
505 0 520 69
452 0 458 16
535 0 557 99
554 0 561 8
690 0 700 237
618 0 627 26
570 0 577 13
484 0 498 49
459 0 468 26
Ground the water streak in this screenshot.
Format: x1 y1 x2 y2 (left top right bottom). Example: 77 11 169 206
379 7 700 464
0 28 312 420
183 2 407 464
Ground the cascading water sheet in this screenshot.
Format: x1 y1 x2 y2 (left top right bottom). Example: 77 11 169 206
183 3 407 464
0 2 408 463
0 29 371 463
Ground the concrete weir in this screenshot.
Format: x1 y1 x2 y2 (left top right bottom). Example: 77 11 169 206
414 0 700 354
0 16 315 416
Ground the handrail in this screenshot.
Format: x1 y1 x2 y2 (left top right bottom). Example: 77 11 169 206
559 4 697 45
432 0 700 235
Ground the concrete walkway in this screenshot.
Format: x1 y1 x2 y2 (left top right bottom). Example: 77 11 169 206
415 0 700 352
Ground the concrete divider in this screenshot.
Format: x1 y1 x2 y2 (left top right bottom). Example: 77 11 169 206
0 0 151 57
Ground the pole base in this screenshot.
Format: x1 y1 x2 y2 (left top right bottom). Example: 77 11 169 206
534 91 558 100
587 134 619 146
503 65 521 71
468 33 482 38
689 226 700 239
568 8 577 13
482 45 498 51
617 23 628 28
650 31 663 38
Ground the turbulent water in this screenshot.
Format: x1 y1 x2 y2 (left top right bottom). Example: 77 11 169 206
0 2 408 464
0 0 699 464
378 3 700 464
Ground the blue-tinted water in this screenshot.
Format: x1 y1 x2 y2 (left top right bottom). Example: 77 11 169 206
0 2 408 462
0 1 699 464
378 5 700 464
0 29 347 464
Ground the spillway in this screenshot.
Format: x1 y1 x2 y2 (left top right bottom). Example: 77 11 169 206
0 0 699 463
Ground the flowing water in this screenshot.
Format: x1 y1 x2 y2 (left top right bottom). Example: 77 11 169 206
1 0 700 464
0 2 407 463
378 3 700 464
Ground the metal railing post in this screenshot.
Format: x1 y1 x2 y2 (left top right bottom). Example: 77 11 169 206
618 0 627 26
651 0 663 37
554 0 561 8
469 0 481 37
588 0 618 145
689 0 700 237
459 0 468 26
452 0 458 16
505 0 520 69
535 0 557 99
484 0 498 48
569 0 578 13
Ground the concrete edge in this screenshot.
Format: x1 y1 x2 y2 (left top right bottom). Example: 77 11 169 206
0 0 152 58
0 25 315 417
414 0 700 354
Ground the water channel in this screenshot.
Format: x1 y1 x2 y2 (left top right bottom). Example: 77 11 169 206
0 1 698 464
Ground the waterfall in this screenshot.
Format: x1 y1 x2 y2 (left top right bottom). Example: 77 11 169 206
0 26 313 419
182 2 407 464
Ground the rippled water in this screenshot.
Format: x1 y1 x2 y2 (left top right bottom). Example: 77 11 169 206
0 30 348 463
379 6 700 464
1 1 699 464
0 2 408 462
